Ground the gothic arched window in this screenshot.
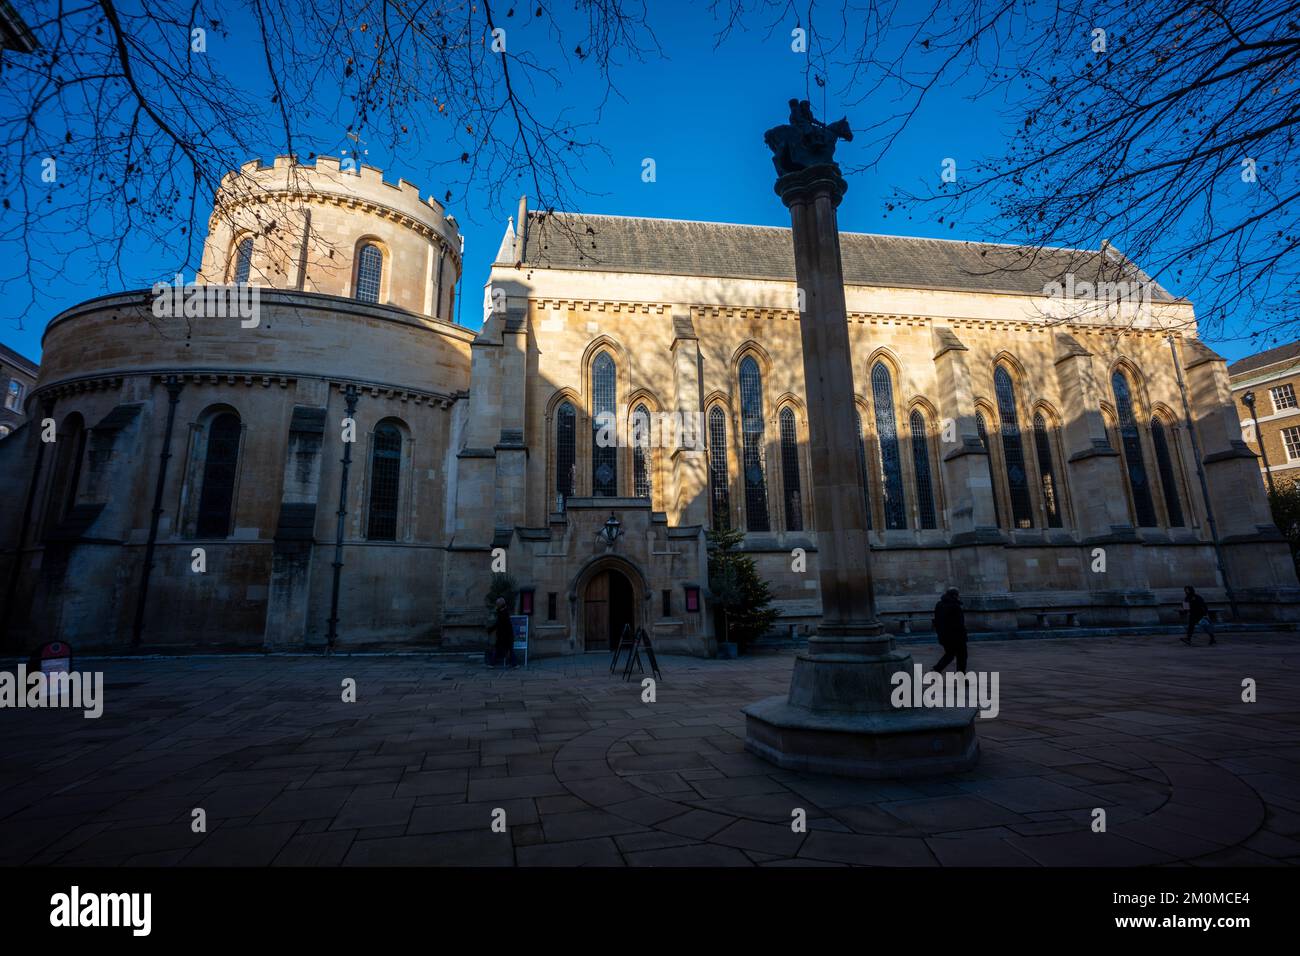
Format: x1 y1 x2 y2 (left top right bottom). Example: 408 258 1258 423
1032 412 1064 528
1150 417 1185 527
871 362 907 529
591 352 617 496
856 409 873 530
632 403 653 500
976 411 1002 528
197 412 241 538
555 401 576 506
738 357 770 531
993 366 1034 528
232 237 254 285
1111 370 1158 527
779 407 802 531
909 409 937 529
708 406 731 531
355 243 384 304
367 422 403 540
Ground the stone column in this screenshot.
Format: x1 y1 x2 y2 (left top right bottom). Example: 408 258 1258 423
932 326 999 539
1183 340 1271 536
669 310 708 527
781 164 882 644
743 101 977 778
264 402 327 647
1182 339 1297 592
1053 332 1133 539
493 305 529 530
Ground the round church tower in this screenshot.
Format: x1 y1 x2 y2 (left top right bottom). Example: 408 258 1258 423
5 158 475 652
197 155 462 319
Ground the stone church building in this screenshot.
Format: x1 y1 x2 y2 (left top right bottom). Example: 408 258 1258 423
1 157 1295 655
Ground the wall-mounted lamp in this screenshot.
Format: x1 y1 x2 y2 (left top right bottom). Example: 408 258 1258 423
597 512 623 549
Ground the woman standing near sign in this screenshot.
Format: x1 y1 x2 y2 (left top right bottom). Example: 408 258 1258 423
488 598 515 667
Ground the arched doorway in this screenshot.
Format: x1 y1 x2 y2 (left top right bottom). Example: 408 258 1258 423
583 568 635 652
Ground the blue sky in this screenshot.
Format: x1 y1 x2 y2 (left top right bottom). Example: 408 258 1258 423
0 2 1264 366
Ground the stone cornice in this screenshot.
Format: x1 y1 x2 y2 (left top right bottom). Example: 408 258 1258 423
530 299 668 315
30 368 463 409
696 306 800 322
211 189 461 265
518 299 1195 339
329 379 459 408
40 288 478 348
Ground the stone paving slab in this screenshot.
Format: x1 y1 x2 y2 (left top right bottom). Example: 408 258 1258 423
2 633 1299 866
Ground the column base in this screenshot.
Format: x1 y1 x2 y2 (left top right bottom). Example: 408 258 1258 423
742 627 980 778
743 696 980 779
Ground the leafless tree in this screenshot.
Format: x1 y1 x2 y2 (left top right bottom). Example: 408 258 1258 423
0 0 659 327
725 0 1299 341
5 0 1294 344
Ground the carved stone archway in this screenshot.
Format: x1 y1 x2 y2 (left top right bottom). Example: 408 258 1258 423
569 553 650 653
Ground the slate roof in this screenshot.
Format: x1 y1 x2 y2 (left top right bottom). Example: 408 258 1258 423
503 212 1176 301
1227 340 1300 378
0 341 37 374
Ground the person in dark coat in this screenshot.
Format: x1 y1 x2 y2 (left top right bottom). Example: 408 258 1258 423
932 587 968 673
1181 586 1217 646
487 597 516 666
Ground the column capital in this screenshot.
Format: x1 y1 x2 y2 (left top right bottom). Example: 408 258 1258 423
774 163 848 207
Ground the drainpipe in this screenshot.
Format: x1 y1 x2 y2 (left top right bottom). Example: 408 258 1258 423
326 384 359 653
1166 335 1238 620
1 394 56 650
133 375 185 646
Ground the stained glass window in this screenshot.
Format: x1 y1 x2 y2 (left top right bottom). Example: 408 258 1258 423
871 363 907 529
556 401 576 506
1112 371 1158 527
233 237 253 285
197 413 241 538
779 407 802 531
994 367 1034 528
367 422 402 540
910 409 937 529
632 403 652 500
738 357 770 531
708 406 730 530
1032 413 1063 528
1150 417 1185 527
592 352 617 496
356 243 383 303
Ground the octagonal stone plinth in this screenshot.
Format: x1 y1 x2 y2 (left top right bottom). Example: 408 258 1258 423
743 641 980 779
743 695 980 779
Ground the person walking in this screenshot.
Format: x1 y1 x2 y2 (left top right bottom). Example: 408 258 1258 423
1181 585 1217 646
932 587 969 673
487 597 516 666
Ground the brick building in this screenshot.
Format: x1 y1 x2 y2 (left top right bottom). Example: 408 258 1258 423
0 342 37 440
1228 342 1300 493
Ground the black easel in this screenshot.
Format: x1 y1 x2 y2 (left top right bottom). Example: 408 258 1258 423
610 623 635 674
621 626 662 682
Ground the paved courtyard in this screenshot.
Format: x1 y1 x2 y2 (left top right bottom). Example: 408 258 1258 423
3 633 1300 867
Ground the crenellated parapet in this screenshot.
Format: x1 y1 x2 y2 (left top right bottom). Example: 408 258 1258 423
197 155 462 320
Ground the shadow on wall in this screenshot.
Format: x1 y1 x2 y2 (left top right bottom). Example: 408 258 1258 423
2 272 1298 653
